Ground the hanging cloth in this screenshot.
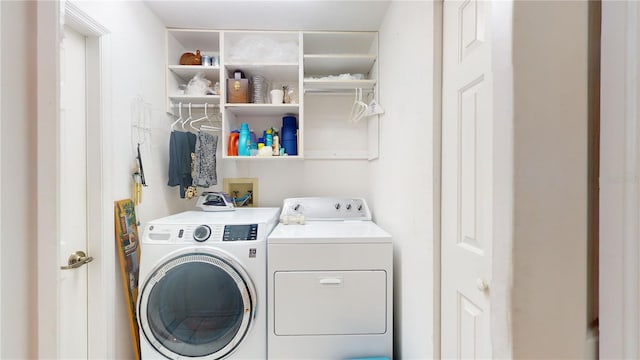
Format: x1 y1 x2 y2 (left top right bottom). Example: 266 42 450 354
167 131 197 198
192 131 219 187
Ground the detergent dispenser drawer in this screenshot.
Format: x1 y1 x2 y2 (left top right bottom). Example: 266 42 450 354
273 270 387 335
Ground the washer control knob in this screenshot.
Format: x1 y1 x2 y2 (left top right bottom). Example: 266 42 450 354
294 204 301 211
335 203 341 210
358 204 363 211
193 225 211 242
346 204 352 210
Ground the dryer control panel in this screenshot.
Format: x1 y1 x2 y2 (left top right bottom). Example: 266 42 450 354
280 197 371 222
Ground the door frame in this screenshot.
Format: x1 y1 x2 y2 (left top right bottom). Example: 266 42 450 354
600 1 640 358
432 1 443 358
37 1 114 358
0 1 3 354
0 2 3 356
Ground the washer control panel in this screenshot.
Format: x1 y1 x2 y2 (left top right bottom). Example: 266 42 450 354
143 208 279 244
280 197 371 221
146 223 261 243
223 224 258 241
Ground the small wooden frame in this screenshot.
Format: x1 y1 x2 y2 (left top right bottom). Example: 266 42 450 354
114 199 141 360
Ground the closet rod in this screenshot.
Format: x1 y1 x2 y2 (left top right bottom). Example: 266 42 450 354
304 89 375 96
170 103 218 108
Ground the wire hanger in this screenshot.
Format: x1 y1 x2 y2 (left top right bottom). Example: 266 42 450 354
181 103 193 131
191 102 210 131
170 102 183 131
200 104 222 132
131 95 152 146
349 88 368 124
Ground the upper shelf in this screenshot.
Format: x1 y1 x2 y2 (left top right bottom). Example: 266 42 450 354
302 32 377 94
224 31 299 65
224 103 299 116
167 29 220 53
169 95 221 104
166 29 221 68
169 65 220 81
304 54 376 77
303 31 377 55
224 63 299 82
303 79 376 91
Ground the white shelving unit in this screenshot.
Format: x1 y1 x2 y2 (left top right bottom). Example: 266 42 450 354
165 29 379 161
166 30 221 110
220 31 302 159
302 31 379 160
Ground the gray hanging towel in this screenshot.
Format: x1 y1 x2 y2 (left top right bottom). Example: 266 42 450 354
167 131 197 198
192 131 218 187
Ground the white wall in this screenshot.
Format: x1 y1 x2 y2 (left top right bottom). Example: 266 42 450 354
0 1 38 358
511 1 589 358
600 1 640 358
488 2 515 358
72 0 190 221
0 2 3 357
372 1 435 358
220 160 370 206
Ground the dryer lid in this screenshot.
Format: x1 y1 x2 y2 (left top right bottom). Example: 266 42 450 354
268 220 391 244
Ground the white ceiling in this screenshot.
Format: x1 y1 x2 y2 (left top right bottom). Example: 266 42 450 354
143 0 391 32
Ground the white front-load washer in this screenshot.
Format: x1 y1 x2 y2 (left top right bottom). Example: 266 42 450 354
267 197 393 360
137 208 279 360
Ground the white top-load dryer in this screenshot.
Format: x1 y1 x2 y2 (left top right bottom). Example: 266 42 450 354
267 197 393 360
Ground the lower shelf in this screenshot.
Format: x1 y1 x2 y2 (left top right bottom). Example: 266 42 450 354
222 155 303 160
169 95 221 105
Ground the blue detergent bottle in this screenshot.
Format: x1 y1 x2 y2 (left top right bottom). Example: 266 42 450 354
281 115 298 155
238 123 251 156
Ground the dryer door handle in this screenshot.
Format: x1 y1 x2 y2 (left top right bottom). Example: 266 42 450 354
319 278 343 285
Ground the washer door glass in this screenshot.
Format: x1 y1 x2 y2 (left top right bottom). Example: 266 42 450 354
141 253 254 359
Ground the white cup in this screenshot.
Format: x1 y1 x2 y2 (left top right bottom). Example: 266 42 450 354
270 89 284 104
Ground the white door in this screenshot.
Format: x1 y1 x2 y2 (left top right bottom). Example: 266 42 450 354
59 24 91 358
38 2 111 358
441 0 493 358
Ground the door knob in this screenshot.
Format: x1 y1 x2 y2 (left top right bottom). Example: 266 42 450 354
60 250 94 270
476 278 489 292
